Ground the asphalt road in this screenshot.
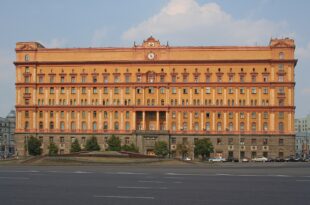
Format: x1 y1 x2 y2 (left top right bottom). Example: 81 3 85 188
0 163 309 205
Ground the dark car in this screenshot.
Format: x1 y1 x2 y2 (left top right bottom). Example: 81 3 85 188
226 157 239 162
275 157 285 162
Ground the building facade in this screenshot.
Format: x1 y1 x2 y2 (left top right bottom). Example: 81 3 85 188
295 115 310 158
15 37 296 159
0 110 16 158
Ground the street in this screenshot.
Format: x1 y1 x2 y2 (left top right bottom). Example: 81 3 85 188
0 163 309 205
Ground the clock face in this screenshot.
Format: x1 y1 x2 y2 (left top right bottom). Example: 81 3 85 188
147 52 155 60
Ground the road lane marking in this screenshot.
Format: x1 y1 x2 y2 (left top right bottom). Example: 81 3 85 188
296 180 310 182
115 172 147 175
117 186 168 190
0 176 30 179
166 172 203 176
216 174 232 176
73 171 92 174
138 180 165 184
94 195 154 200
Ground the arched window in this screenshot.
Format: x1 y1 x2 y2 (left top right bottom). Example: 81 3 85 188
114 122 119 130
39 121 43 129
263 122 268 131
93 122 97 130
194 122 199 131
279 122 284 131
25 54 30 61
206 122 210 131
50 121 54 130
82 121 87 130
103 121 108 130
217 122 222 131
104 111 108 119
60 121 65 130
229 122 233 131
71 122 76 130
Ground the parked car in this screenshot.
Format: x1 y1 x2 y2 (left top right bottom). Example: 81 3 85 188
252 157 268 162
183 157 192 161
241 157 250 162
275 157 285 162
284 156 295 162
208 157 226 162
226 157 239 162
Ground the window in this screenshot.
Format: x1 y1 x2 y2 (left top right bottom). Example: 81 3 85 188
263 122 268 131
217 112 221 119
103 87 108 94
172 87 177 94
229 122 233 131
82 121 87 130
160 87 165 94
136 75 141 82
240 88 245 94
217 138 222 145
50 87 55 94
251 112 256 119
50 121 54 129
25 54 30 61
148 87 154 94
71 76 76 83
279 138 284 145
251 122 256 131
263 112 268 119
125 122 130 130
279 52 284 59
114 87 119 94
82 76 87 83
217 122 222 131
263 87 268 94
114 76 120 83
93 87 97 94
183 88 188 94
251 87 257 94
103 122 108 130
206 87 211 94
194 88 200 94
228 138 233 145
71 87 76 94
92 122 97 130
279 122 284 131
278 112 284 119
217 87 222 94
49 76 54 83
278 76 284 82
103 75 108 83
114 111 118 119
60 121 65 131
206 122 210 131
114 122 119 130
125 75 130 83
240 122 245 131
228 87 234 94
206 112 210 118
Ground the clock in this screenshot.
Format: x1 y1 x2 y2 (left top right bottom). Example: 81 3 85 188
147 52 155 60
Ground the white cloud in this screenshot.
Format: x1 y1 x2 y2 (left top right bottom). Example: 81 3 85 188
122 0 290 45
45 38 67 48
91 28 108 47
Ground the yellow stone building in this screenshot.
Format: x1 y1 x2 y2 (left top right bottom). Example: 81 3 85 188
14 37 297 159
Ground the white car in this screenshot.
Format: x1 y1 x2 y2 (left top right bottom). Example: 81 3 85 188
208 157 226 162
252 157 268 162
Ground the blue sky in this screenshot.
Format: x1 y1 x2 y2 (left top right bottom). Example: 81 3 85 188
0 0 309 118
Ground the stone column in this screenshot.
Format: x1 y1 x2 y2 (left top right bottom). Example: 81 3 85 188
142 111 145 130
156 111 160 130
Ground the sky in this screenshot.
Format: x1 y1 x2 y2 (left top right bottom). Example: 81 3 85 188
0 0 309 118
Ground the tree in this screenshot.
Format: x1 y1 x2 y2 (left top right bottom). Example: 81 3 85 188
154 141 169 157
85 136 101 151
194 138 214 160
70 139 81 153
121 143 139 153
107 135 121 151
48 142 58 156
27 137 42 156
176 142 191 159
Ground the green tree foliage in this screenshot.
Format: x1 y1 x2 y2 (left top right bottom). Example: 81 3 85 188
85 136 101 151
154 141 169 157
48 142 58 156
121 143 139 153
176 142 191 159
70 139 81 153
194 138 214 160
27 137 42 156
107 135 121 151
